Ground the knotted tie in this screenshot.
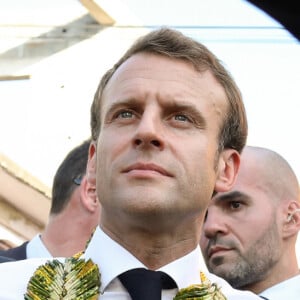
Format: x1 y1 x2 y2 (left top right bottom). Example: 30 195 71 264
118 268 177 300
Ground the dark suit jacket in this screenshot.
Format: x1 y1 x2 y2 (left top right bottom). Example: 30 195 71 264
0 255 15 263
0 241 28 260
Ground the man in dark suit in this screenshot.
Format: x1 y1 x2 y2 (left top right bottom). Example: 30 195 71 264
0 139 100 260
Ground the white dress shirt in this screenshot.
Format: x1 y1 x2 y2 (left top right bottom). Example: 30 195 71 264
0 226 261 299
259 274 300 300
26 234 52 258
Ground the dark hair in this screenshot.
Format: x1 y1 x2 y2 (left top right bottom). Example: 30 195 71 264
91 27 247 153
50 139 90 214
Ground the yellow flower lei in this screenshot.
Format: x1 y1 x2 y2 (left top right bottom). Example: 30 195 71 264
24 257 101 300
25 229 226 299
24 229 100 300
174 271 227 300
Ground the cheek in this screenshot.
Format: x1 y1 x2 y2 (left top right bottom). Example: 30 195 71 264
183 149 217 206
199 235 208 249
234 221 264 246
98 130 127 159
190 149 218 186
95 136 113 182
236 228 254 244
96 131 132 184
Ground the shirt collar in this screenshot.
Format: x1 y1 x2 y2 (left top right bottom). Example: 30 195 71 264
260 274 300 299
158 244 208 289
26 234 52 258
84 226 208 293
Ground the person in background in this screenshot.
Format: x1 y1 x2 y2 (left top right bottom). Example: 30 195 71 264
0 139 100 260
200 146 300 299
0 27 260 299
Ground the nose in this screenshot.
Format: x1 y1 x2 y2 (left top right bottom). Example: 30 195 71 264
202 207 227 239
133 111 165 150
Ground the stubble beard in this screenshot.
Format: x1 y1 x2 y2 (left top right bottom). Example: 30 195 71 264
207 221 281 289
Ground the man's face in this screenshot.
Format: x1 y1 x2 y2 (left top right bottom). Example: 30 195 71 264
89 52 230 230
200 168 282 288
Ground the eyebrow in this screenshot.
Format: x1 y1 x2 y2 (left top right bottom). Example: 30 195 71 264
104 98 142 116
105 98 206 126
162 101 206 124
213 191 246 203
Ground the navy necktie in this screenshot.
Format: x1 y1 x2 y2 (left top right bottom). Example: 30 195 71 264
118 268 177 300
259 296 269 300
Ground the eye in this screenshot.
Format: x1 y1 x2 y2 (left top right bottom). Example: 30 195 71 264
229 201 242 210
117 110 134 119
174 114 190 122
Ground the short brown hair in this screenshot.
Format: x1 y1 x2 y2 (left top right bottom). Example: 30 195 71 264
51 139 90 214
90 27 247 153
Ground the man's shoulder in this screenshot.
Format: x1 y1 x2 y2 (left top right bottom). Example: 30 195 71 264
0 241 28 260
0 257 57 298
0 257 49 275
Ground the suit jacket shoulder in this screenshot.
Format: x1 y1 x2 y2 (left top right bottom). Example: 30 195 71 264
0 241 28 260
0 255 15 263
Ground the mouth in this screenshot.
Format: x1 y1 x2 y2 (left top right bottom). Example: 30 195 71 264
123 162 173 177
208 246 231 259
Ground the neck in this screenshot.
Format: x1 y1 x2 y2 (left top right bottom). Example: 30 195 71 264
41 212 95 257
101 214 202 269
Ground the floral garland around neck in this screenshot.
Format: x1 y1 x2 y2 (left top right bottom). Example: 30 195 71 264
24 228 100 300
24 257 101 300
25 266 225 300
173 271 227 300
25 228 226 300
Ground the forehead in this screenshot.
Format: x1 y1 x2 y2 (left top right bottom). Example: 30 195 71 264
102 53 228 112
234 159 270 194
108 52 201 86
211 168 273 208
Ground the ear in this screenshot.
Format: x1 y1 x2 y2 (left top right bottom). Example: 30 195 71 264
80 176 99 213
214 149 240 193
86 141 97 186
282 201 300 239
84 141 97 209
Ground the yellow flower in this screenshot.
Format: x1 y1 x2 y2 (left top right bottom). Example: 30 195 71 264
24 257 101 300
174 271 227 300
